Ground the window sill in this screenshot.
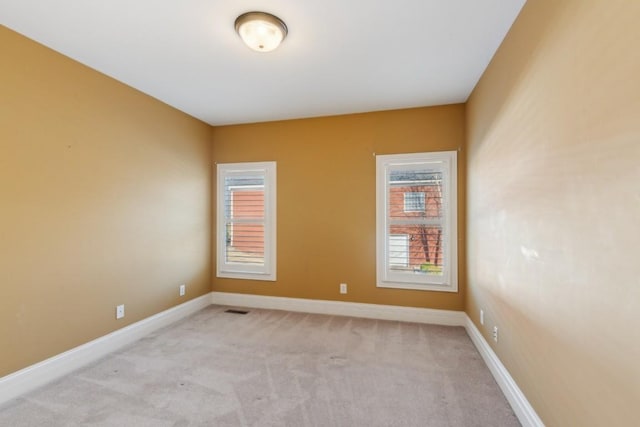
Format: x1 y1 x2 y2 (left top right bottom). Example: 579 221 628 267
217 271 276 282
376 281 458 293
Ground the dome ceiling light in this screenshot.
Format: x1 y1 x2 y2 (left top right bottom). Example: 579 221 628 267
234 11 288 53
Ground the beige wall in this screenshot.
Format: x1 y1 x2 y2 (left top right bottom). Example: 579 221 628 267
212 106 466 311
466 1 640 425
0 26 212 377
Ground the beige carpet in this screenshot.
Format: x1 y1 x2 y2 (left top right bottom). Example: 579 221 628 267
0 305 520 426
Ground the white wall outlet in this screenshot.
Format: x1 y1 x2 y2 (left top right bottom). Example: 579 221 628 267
492 326 499 342
179 284 186 297
116 304 125 319
480 309 484 325
340 283 347 294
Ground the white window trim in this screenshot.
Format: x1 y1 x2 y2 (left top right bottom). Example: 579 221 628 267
376 151 458 292
216 161 276 281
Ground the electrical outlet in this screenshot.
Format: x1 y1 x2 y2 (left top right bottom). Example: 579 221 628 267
492 326 499 342
179 284 186 297
480 309 484 325
340 283 347 294
116 304 125 319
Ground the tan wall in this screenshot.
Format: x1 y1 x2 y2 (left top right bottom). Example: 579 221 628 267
0 26 212 377
212 105 466 310
466 1 640 425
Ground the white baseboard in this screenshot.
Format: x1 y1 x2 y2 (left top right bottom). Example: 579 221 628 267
210 292 466 326
0 293 211 406
464 315 544 427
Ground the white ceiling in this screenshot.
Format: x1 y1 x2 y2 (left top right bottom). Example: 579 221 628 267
0 1 526 126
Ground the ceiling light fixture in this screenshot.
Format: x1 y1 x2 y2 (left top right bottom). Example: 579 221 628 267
234 11 288 53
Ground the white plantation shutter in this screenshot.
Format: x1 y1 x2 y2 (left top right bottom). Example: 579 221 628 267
225 178 265 266
217 162 276 281
376 152 457 291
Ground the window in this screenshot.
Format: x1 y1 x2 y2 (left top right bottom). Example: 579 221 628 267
217 162 276 281
376 151 457 292
404 192 425 212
